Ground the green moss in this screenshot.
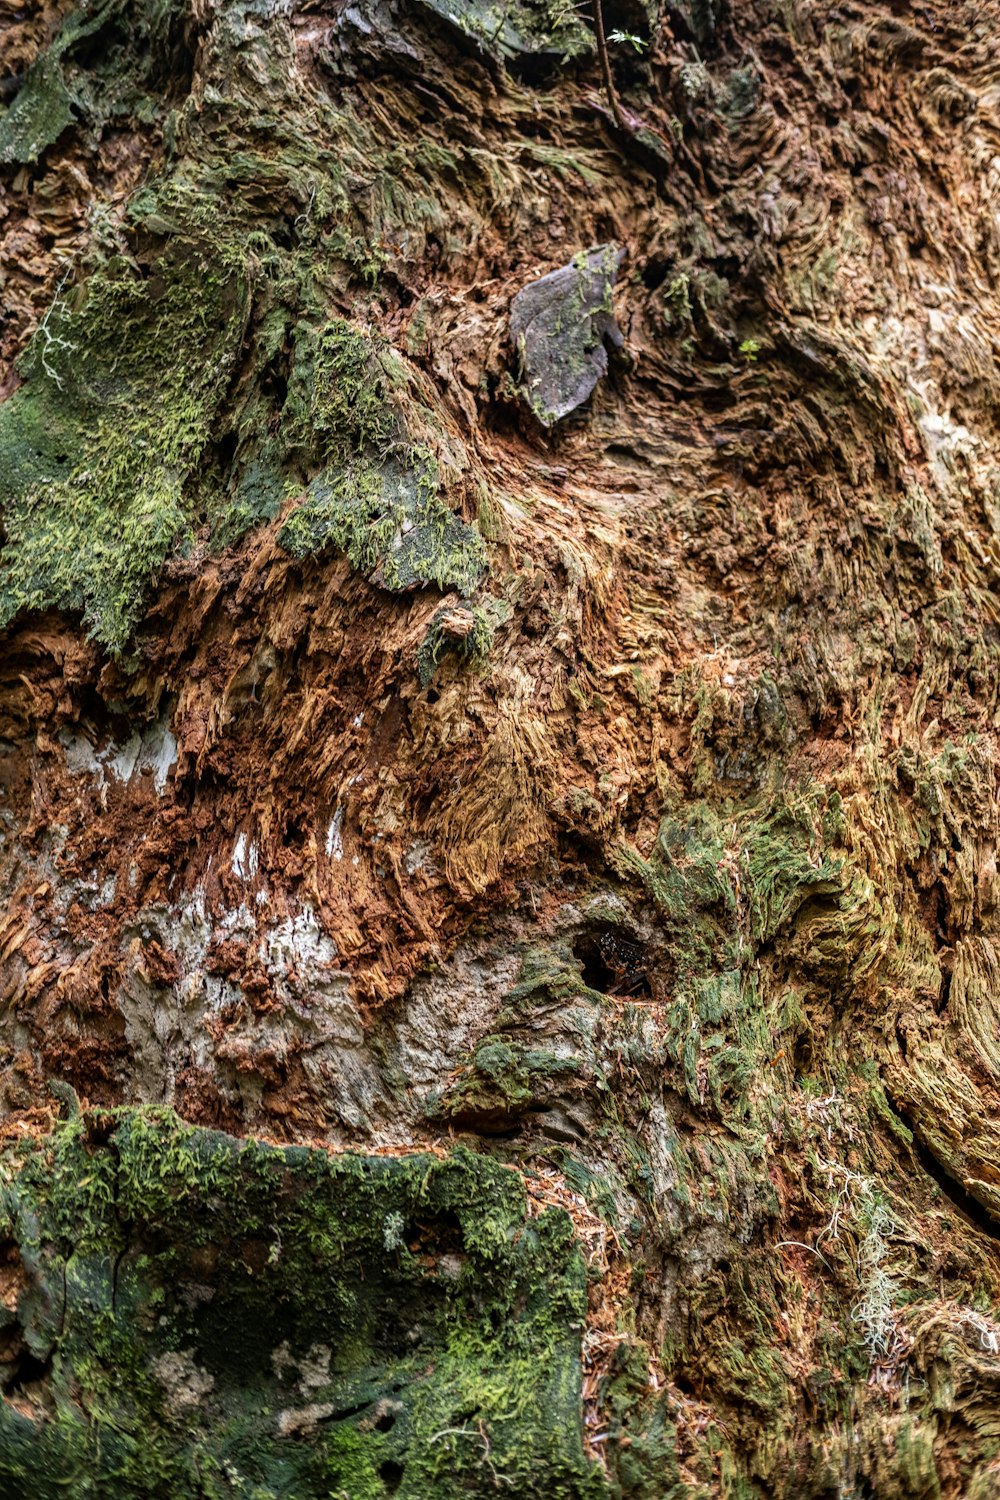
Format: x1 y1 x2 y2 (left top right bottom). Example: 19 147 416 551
739 800 840 947
0 52 76 164
661 969 776 1115
278 453 486 595
426 1035 581 1129
0 242 250 652
502 943 607 1018
0 11 502 651
611 802 734 975
0 263 486 644
0 1108 604 1499
275 319 486 592
415 0 591 61
0 0 187 165
416 596 507 686
283 319 397 461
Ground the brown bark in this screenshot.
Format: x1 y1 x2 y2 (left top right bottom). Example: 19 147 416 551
3 0 1000 1493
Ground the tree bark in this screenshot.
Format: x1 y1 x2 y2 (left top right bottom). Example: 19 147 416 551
1 0 1000 1495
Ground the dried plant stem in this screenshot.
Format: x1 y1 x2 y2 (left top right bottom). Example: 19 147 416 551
593 0 626 130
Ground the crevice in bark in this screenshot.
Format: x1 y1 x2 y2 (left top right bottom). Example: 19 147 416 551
882 1084 1000 1243
573 925 653 999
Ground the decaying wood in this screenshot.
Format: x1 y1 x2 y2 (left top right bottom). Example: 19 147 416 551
3 0 1000 1493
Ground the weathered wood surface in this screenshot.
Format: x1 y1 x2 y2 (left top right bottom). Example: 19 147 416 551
2 0 1000 1493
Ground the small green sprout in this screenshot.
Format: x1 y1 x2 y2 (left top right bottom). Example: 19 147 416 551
608 29 648 52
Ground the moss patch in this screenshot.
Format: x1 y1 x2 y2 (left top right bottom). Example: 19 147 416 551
0 0 190 165
426 1035 582 1131
0 242 250 653
0 1107 603 1499
411 0 592 61
279 455 485 596
0 8 494 650
277 321 485 593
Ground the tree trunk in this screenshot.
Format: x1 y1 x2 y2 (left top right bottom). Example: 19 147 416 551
1 0 999 1494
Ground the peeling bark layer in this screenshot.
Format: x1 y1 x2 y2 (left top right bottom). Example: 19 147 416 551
4 0 1000 1495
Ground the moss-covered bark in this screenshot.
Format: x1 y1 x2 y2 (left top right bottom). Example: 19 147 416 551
4 0 1000 1494
0 1108 595 1498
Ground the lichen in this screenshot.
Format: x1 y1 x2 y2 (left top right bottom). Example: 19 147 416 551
510 244 625 426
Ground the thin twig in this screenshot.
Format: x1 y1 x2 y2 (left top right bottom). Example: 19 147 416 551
592 0 625 130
